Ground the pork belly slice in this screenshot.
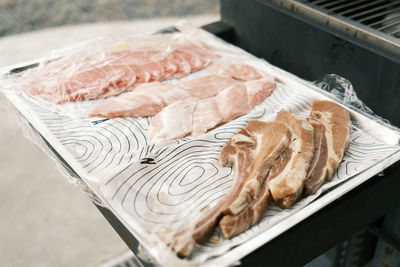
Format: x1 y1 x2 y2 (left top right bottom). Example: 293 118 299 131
304 100 350 195
149 77 275 143
267 110 315 209
207 63 263 81
160 121 290 257
219 177 271 239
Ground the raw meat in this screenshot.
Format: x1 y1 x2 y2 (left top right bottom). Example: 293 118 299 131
207 63 263 81
149 99 197 143
24 39 218 103
267 110 315 209
90 75 237 118
222 121 291 215
148 77 275 143
304 100 350 195
161 121 291 256
192 99 222 136
219 177 270 239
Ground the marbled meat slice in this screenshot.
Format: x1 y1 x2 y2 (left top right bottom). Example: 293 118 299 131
170 50 192 79
160 121 291 257
149 99 196 143
207 63 263 81
159 53 178 80
90 75 237 118
159 150 250 257
267 110 315 209
216 83 251 122
24 38 218 103
192 99 222 136
177 74 237 98
174 49 203 73
219 177 270 239
224 121 292 215
304 100 350 195
148 77 275 143
89 82 181 118
245 76 275 107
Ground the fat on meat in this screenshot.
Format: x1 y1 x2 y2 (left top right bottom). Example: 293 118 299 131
24 40 217 104
148 77 275 143
207 63 263 81
267 110 315 209
304 100 350 195
160 121 291 257
90 75 237 118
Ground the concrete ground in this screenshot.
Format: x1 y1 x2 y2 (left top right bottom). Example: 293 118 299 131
0 15 218 267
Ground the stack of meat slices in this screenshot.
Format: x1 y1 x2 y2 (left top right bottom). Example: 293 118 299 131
23 38 218 104
90 63 276 142
162 100 350 257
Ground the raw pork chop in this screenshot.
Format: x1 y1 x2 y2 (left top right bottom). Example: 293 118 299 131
207 63 263 81
219 176 270 239
304 100 350 195
160 121 291 257
267 110 315 209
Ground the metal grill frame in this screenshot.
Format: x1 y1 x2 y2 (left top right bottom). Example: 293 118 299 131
265 0 400 62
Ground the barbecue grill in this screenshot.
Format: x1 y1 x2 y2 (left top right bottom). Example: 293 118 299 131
4 1 400 266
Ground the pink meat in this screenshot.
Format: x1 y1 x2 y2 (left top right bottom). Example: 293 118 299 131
24 39 218 103
192 99 222 136
207 63 263 81
90 75 237 118
170 50 192 79
245 76 275 106
216 83 250 121
148 77 275 143
149 99 197 142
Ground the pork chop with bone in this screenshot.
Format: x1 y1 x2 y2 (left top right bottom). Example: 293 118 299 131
267 110 315 209
160 121 291 257
305 100 350 195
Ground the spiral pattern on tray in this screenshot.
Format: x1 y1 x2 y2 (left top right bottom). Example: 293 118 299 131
24 83 400 251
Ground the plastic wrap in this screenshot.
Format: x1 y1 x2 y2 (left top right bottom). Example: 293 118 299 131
1 22 400 266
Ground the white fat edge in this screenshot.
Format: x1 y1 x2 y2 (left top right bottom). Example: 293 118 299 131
301 119 314 131
151 100 196 143
268 130 300 190
315 111 341 165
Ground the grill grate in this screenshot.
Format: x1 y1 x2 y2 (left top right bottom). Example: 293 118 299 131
307 0 400 38
267 0 400 59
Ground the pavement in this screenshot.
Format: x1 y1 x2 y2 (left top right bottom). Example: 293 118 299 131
0 15 218 267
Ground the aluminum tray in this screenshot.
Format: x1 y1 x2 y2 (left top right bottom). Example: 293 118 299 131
1 27 399 266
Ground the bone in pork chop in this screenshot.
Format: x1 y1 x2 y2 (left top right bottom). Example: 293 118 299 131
160 121 291 257
219 176 271 239
304 100 350 195
267 110 315 209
